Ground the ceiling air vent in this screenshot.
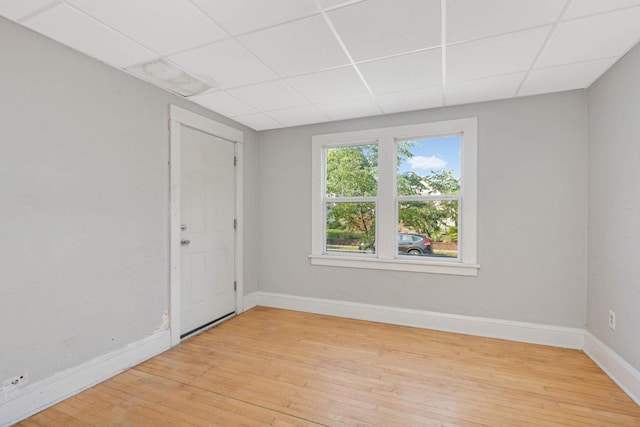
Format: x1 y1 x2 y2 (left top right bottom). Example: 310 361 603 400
125 59 212 97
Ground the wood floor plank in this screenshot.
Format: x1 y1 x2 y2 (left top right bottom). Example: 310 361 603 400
16 307 640 426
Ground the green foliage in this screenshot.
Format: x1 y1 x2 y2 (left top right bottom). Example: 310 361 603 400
325 145 378 247
326 229 364 240
398 170 460 240
326 202 376 247
398 199 458 240
397 171 427 196
325 142 460 246
424 170 460 195
396 140 416 165
443 226 458 243
326 145 377 197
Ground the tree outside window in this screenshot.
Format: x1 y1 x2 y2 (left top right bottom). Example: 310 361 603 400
312 118 478 276
325 136 461 258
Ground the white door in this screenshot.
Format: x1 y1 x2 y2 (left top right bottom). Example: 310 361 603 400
180 125 236 337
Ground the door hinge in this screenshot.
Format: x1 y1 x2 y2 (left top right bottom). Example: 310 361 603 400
233 281 237 291
234 219 237 230
234 156 238 166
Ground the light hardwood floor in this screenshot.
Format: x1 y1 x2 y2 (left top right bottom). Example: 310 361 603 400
18 307 640 426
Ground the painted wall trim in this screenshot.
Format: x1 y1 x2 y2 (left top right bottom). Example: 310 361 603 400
583 331 640 406
243 292 258 311
245 292 585 349
0 330 170 427
5 301 639 425
245 293 640 404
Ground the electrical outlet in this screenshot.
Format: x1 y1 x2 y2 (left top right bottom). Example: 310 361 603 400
2 372 28 401
608 310 616 330
2 373 28 389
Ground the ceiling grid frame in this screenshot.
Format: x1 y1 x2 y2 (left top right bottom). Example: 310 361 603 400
514 0 575 97
2 0 639 130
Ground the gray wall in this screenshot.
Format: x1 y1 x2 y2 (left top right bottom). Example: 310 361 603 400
10 3 635 391
587 42 640 370
0 17 258 385
258 91 588 328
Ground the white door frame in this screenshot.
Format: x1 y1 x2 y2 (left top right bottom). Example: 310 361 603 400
169 105 244 347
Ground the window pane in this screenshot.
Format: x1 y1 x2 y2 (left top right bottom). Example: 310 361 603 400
397 136 461 196
398 200 458 258
326 202 376 254
326 144 377 197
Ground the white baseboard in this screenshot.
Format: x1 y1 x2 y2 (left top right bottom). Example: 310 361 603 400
6 297 637 426
243 292 258 312
246 293 640 404
0 330 171 427
583 331 640 406
246 292 585 349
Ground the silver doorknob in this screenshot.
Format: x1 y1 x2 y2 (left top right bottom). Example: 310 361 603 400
181 239 191 246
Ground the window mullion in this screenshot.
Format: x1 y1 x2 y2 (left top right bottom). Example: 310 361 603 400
327 196 377 203
398 194 461 202
377 136 395 259
311 117 478 275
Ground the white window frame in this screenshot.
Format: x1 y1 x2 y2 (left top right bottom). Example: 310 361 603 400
310 118 478 276
322 139 379 257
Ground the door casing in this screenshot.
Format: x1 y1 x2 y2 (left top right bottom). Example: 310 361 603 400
169 105 244 347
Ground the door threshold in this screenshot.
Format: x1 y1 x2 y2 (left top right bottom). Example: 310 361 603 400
180 312 235 340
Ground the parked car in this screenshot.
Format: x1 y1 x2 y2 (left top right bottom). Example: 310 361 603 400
398 233 433 255
359 232 433 255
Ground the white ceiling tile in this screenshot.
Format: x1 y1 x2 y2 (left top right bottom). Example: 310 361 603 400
565 0 640 19
0 0 55 21
22 3 157 68
358 49 442 94
66 0 227 55
318 0 366 10
191 0 318 36
447 0 565 43
267 105 330 127
239 14 349 77
447 27 550 83
7 0 634 130
285 66 368 103
232 113 283 131
227 80 309 111
327 0 441 61
169 39 277 90
537 7 640 68
446 73 525 106
189 91 257 117
375 86 443 114
520 58 618 96
316 96 382 121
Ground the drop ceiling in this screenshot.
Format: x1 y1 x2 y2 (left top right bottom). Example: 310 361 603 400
2 0 640 131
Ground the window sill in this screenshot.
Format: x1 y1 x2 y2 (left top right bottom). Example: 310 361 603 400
308 254 479 276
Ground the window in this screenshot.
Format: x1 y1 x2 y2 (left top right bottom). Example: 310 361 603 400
311 118 478 276
325 143 377 255
397 135 460 259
